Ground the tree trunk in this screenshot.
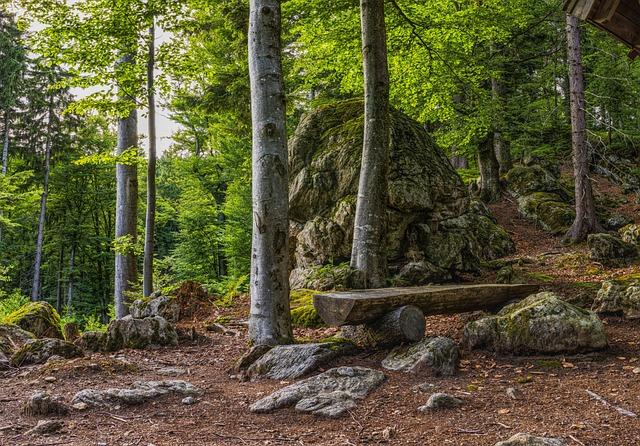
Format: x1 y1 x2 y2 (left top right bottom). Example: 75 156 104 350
2 110 9 175
350 0 390 289
143 22 157 298
31 98 54 301
66 244 75 310
247 0 293 345
491 78 512 175
565 14 601 242
55 246 64 313
114 55 139 319
476 133 501 203
340 305 425 347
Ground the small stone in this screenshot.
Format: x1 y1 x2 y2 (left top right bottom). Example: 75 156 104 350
43 376 57 383
181 396 197 405
506 387 522 400
413 383 436 393
382 337 459 376
493 433 566 446
157 367 186 377
72 402 88 410
632 367 640 374
418 393 463 412
25 419 63 436
22 391 69 416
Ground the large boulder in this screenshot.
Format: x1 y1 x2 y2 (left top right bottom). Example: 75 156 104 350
381 337 459 376
250 366 385 418
464 292 607 354
3 302 63 339
104 316 178 351
11 338 83 366
0 324 35 354
288 101 514 289
587 233 637 267
592 281 640 319
130 294 181 322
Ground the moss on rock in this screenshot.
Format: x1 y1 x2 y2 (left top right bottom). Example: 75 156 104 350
587 233 637 267
2 302 63 339
0 324 35 355
290 289 325 328
517 192 574 234
11 338 83 366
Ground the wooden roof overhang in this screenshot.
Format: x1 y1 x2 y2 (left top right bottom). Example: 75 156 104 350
565 0 640 58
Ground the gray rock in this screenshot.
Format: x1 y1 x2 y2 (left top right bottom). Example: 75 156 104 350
418 393 463 411
247 343 352 380
464 292 608 354
0 351 10 370
181 396 197 405
587 233 637 267
0 324 35 355
494 433 566 446
130 295 181 322
104 315 178 351
11 338 83 366
606 214 632 231
74 331 106 352
157 367 186 377
25 419 64 436
22 391 69 416
250 366 385 418
71 380 202 408
515 192 574 235
593 281 640 319
381 337 459 376
506 387 522 400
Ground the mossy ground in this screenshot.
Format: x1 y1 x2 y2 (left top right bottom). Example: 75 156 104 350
290 289 325 328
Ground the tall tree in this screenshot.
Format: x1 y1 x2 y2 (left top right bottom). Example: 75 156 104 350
565 14 600 242
247 0 293 345
350 0 390 288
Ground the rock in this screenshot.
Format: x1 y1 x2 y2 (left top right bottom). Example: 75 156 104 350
418 393 463 411
104 316 178 351
250 366 385 418
605 214 632 231
181 396 197 405
2 302 63 339
11 338 83 366
494 433 566 446
25 419 64 436
231 344 273 375
0 324 35 354
506 387 522 400
0 351 10 370
495 265 526 284
516 192 574 234
62 322 81 342
505 165 568 198
157 367 186 377
288 101 514 289
464 292 608 354
587 233 637 267
396 261 451 285
619 224 640 246
381 337 459 376
247 342 352 380
71 380 202 408
592 281 640 319
22 391 69 416
130 295 181 322
74 331 106 352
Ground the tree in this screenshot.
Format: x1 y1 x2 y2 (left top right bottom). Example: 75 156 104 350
565 14 601 242
350 0 390 289
247 0 293 345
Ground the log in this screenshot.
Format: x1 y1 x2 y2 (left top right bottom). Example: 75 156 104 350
341 305 425 347
313 284 539 326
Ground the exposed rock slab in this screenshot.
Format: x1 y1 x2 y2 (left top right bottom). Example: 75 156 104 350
11 338 83 366
130 295 181 322
587 233 637 267
464 292 607 354
494 433 566 446
104 316 178 351
247 343 353 380
593 281 640 319
382 337 459 376
71 380 202 408
250 366 385 418
2 302 63 339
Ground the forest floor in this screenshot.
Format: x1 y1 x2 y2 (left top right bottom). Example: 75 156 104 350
1 176 640 446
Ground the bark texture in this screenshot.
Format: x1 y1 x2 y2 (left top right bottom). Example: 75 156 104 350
248 0 293 345
476 133 501 203
143 23 157 298
565 14 601 242
491 76 512 175
114 55 139 319
2 110 8 175
351 0 390 289
341 305 426 347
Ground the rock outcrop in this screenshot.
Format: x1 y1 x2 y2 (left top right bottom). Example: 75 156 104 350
592 281 640 319
104 316 178 351
381 337 459 376
3 302 63 339
464 292 607 354
288 100 514 289
130 294 181 322
11 338 83 366
587 233 637 267
72 380 202 408
250 366 385 418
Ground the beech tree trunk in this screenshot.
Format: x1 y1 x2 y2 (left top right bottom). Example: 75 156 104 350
143 23 157 298
114 55 139 319
477 133 501 203
55 246 64 313
491 78 512 175
31 98 54 301
2 110 8 175
565 14 601 242
350 0 390 289
247 0 293 345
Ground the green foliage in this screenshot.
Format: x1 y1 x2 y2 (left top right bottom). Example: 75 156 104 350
0 289 29 320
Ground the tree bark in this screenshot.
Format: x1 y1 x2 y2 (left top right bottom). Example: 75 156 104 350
31 98 54 301
565 14 601 242
114 55 139 319
55 246 64 313
66 244 75 310
143 22 157 298
2 110 9 175
340 305 425 347
476 133 501 203
247 0 293 345
491 78 512 175
350 0 390 289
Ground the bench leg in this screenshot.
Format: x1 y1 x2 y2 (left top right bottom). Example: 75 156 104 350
340 305 425 348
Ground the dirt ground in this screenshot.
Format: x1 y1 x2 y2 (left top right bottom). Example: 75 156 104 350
2 181 640 446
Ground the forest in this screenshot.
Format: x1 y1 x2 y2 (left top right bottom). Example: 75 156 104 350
1 0 640 445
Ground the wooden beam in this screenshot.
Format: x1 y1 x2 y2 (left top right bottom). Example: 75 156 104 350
566 0 599 20
313 284 540 326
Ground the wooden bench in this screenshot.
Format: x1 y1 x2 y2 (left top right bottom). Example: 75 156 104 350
313 284 539 346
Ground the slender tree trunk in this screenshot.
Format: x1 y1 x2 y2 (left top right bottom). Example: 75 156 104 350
491 78 512 175
2 110 9 175
114 55 139 319
55 246 64 313
247 0 293 345
143 22 157 298
31 98 54 301
66 244 75 310
476 133 501 203
565 14 601 242
350 0 390 289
